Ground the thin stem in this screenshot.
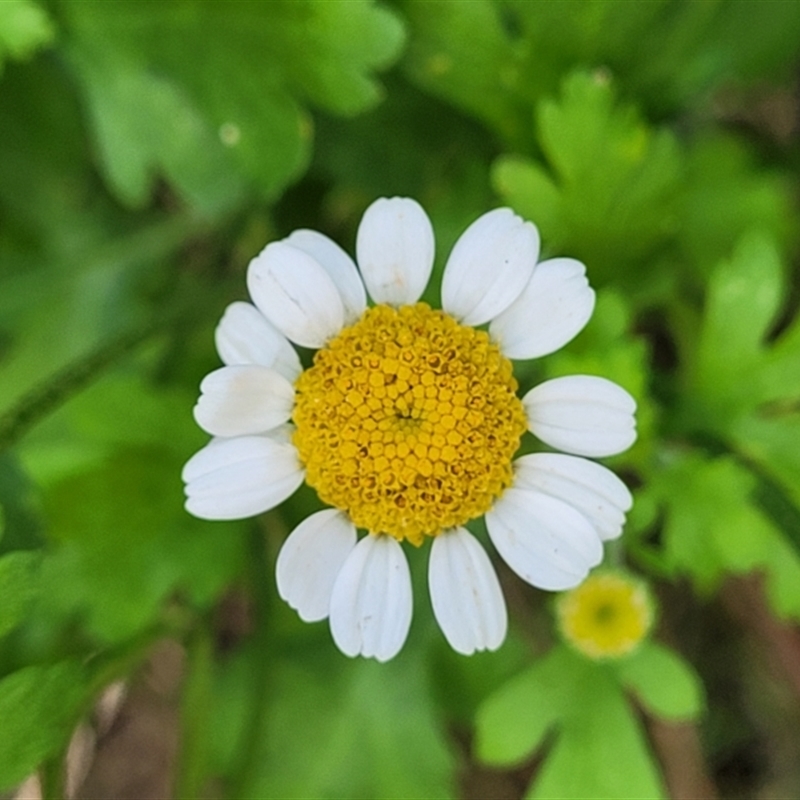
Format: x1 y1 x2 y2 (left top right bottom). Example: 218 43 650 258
39 755 66 800
228 525 275 800
0 208 233 452
0 267 226 453
0 323 157 452
174 623 215 800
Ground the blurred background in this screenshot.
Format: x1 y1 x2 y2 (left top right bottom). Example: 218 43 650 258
1 1 800 798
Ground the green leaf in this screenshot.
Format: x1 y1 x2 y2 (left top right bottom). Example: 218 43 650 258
616 640 704 721
505 0 800 112
493 70 682 286
678 230 800 550
402 0 525 144
0 550 39 639
39 445 246 642
529 668 666 800
476 647 666 799
214 647 456 799
0 660 86 792
60 0 404 211
677 135 796 275
689 231 785 423
492 156 561 244
403 0 800 137
67 43 245 215
313 72 497 217
16 375 204 487
428 624 532 726
652 453 800 618
474 645 574 766
0 0 54 73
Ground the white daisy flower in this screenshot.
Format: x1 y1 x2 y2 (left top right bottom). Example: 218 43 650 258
183 198 637 662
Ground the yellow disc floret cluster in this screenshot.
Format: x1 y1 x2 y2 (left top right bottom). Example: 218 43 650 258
556 571 654 660
292 303 527 545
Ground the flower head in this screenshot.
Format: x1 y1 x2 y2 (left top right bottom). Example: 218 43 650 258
183 197 637 661
556 570 654 660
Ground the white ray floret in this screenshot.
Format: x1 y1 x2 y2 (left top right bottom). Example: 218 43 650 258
247 240 345 348
490 258 595 359
215 301 302 380
182 435 304 521
329 534 413 662
276 509 357 622
193 365 294 438
442 208 540 326
485 487 603 591
285 229 367 325
523 375 637 457
356 197 434 306
429 527 507 655
512 453 633 541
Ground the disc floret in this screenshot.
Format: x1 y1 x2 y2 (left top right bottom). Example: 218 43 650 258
293 303 527 544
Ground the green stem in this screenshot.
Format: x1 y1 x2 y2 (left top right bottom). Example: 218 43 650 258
228 525 275 800
0 209 232 452
174 623 215 800
39 754 65 800
0 323 157 452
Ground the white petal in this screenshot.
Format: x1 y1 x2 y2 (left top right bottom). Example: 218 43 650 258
214 301 301 381
285 229 367 325
441 208 540 326
193 366 294 437
490 258 595 359
429 528 507 655
523 375 637 457
513 453 632 541
329 534 412 662
276 509 357 622
485 487 603 591
182 436 304 520
247 240 345 348
355 197 434 306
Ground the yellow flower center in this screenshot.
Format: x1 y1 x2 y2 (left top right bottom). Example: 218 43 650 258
292 303 527 545
556 571 654 660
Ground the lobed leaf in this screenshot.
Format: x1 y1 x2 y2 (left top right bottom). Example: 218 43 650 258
474 646 574 766
475 645 666 799
677 135 796 275
493 70 682 285
529 668 666 800
679 231 800 555
616 640 704 721
651 453 800 619
403 0 800 136
691 231 785 421
60 0 404 211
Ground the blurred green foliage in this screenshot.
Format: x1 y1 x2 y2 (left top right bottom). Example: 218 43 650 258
1 0 800 797
475 642 702 799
